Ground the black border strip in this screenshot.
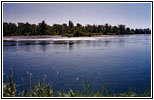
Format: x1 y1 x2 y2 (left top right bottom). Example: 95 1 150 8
1 0 2 99
1 1 153 99
151 1 153 99
1 1 153 2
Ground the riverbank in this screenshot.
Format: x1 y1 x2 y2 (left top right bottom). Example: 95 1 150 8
3 35 62 39
3 35 112 38
3 72 151 97
3 35 113 41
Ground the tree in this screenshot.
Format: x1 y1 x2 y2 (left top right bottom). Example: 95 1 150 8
17 23 25 35
31 24 37 35
3 21 151 36
3 22 9 36
118 24 125 34
92 25 97 33
73 27 82 36
104 23 109 34
25 22 31 35
63 23 67 27
52 24 64 35
111 26 118 33
68 20 74 28
97 25 103 34
8 23 17 35
38 21 47 35
125 28 130 34
76 23 82 27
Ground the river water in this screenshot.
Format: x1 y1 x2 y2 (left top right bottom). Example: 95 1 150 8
3 34 151 93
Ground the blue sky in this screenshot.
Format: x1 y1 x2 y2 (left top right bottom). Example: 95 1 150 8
3 3 151 29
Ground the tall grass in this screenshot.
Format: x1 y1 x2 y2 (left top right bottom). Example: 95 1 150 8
3 71 151 97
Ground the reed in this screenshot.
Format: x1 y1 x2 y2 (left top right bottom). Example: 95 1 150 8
3 71 151 97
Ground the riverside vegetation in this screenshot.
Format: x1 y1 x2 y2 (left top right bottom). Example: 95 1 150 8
3 71 151 97
3 21 151 37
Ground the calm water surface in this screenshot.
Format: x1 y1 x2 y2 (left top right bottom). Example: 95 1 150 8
3 34 151 93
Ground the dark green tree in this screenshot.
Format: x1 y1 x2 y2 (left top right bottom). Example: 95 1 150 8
3 22 9 36
69 20 74 28
38 21 47 35
3 21 151 36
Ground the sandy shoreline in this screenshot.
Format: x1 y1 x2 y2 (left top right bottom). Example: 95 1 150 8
3 35 114 41
3 35 62 39
3 35 111 38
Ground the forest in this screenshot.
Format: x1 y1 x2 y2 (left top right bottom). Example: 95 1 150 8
3 20 151 37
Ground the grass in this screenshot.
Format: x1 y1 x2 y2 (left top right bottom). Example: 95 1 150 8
3 71 151 97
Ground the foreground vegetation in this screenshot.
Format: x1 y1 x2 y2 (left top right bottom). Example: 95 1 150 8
3 21 151 37
3 71 151 97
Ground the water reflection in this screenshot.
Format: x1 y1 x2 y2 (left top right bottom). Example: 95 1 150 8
3 41 17 46
4 37 128 52
68 42 74 50
39 44 48 52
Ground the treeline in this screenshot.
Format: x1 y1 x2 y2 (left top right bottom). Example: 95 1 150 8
3 21 151 37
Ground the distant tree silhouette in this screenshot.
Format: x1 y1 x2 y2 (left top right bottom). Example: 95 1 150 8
3 21 151 36
69 20 74 28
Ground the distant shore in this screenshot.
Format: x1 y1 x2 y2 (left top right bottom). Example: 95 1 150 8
3 35 62 39
3 35 112 38
3 35 116 42
3 34 150 42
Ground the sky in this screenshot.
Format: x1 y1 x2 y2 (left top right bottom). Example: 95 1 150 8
3 3 151 29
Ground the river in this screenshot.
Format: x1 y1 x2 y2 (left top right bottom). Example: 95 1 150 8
3 34 151 93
